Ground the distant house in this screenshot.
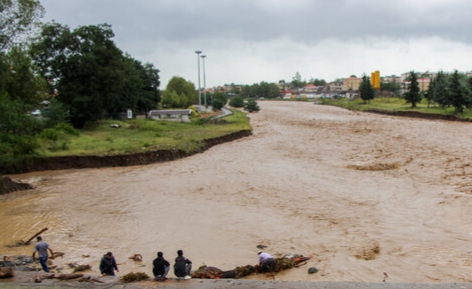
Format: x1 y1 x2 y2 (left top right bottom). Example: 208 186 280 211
148 109 192 122
342 77 362 91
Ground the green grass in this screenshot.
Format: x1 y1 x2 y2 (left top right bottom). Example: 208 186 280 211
320 97 472 119
36 109 251 157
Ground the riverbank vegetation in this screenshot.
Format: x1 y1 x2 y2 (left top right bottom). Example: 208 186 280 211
320 96 472 120
322 70 472 120
37 109 251 157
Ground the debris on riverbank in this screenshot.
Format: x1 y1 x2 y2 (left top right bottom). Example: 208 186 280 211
0 177 34 195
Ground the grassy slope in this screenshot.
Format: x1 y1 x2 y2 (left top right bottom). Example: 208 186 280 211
37 109 251 157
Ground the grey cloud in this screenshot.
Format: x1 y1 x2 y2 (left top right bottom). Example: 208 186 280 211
41 0 472 45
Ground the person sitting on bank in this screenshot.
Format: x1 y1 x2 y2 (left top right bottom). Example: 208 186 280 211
100 251 119 276
258 250 275 273
32 236 54 273
153 251 170 280
174 249 192 279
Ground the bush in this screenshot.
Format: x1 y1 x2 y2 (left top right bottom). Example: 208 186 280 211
244 99 260 112
213 92 228 106
212 99 224 111
39 128 59 141
229 96 245 108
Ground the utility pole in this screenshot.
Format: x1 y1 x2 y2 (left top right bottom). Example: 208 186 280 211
201 55 207 106
195 50 202 108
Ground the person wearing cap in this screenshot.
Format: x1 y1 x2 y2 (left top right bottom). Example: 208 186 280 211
174 249 192 279
153 251 170 280
100 251 119 276
258 250 275 273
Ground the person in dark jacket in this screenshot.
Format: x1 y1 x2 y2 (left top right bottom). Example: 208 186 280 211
100 252 119 276
173 249 192 279
153 251 170 280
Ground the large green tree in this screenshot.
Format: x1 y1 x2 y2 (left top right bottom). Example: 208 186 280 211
0 0 45 50
403 71 421 108
161 76 197 108
31 22 160 127
359 74 374 103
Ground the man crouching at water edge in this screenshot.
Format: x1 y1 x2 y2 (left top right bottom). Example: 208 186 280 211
174 249 192 279
258 250 275 273
100 252 119 276
153 251 170 280
32 236 54 272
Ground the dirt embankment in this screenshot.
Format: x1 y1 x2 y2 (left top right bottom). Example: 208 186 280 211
0 130 252 175
364 109 472 122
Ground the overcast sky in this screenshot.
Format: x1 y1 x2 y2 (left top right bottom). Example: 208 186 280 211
39 0 472 88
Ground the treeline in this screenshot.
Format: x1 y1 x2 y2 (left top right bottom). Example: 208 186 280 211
0 0 161 164
359 70 472 115
240 81 281 98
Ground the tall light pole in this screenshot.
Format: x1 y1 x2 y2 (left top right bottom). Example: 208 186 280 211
195 50 202 108
201 55 207 106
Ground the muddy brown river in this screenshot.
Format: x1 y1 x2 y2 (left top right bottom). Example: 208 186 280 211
1 101 472 283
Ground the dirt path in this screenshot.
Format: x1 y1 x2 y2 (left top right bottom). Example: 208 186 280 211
1 101 472 284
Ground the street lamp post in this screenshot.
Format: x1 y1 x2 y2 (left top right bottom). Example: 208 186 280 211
201 55 207 106
195 50 202 108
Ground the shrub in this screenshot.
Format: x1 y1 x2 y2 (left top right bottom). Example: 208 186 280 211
229 96 245 108
212 99 224 111
39 128 59 141
244 99 260 112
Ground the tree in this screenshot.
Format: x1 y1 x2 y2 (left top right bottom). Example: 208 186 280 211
359 74 374 103
403 71 421 108
430 71 449 108
244 98 260 112
291 71 305 88
31 22 160 127
162 76 196 108
312 78 326 86
448 70 470 114
4 45 46 109
0 0 45 51
124 56 160 113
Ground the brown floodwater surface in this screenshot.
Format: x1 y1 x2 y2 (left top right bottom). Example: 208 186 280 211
2 101 472 283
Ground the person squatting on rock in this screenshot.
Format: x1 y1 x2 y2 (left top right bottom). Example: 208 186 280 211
32 236 54 272
258 250 275 273
100 251 119 276
153 251 170 280
174 249 192 279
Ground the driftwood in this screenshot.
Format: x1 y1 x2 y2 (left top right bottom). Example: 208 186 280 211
0 267 14 278
73 265 92 273
55 273 84 280
191 254 311 279
19 227 48 245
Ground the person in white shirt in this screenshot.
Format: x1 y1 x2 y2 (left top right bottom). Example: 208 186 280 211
257 250 275 273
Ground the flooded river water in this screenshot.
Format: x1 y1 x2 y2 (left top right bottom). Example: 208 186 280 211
1 101 472 283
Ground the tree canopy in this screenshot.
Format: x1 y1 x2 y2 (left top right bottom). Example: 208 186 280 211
30 22 161 127
161 76 197 108
0 0 45 51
